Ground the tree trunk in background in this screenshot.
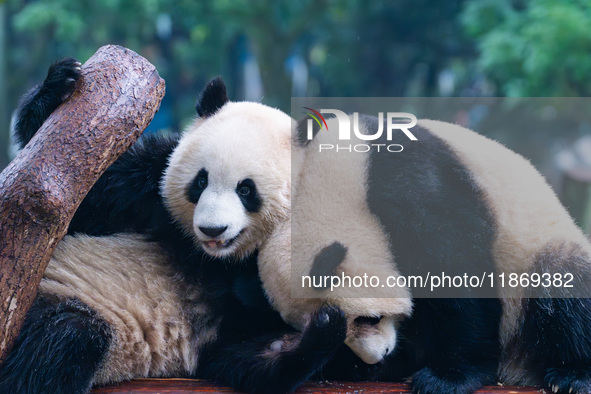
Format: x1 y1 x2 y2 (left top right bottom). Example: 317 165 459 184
0 45 165 363
257 44 292 112
562 168 591 234
0 4 8 169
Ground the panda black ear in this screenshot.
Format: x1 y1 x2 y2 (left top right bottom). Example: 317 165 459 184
294 116 321 147
196 76 229 117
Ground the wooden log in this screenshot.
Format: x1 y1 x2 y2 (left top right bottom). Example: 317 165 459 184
92 378 551 394
0 44 165 363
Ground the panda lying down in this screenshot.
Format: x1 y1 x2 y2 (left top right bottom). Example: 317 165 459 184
28 233 349 392
0 59 352 394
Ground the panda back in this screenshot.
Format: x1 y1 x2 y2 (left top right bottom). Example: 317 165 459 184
420 120 591 279
40 234 216 384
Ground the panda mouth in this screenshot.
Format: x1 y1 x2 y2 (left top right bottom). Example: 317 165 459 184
202 234 239 251
206 239 231 248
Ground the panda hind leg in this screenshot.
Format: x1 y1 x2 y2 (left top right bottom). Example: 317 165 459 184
403 298 502 394
514 243 591 393
521 298 591 394
0 295 112 394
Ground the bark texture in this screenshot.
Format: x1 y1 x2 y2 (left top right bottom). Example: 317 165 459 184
0 44 165 363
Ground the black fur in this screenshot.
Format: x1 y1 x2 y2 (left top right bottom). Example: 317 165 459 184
0 297 111 394
200 305 347 394
69 132 180 236
523 297 591 393
187 168 208 204
511 243 591 393
320 300 501 394
236 178 262 213
365 118 498 297
391 298 501 393
159 236 347 393
196 76 229 117
309 242 348 290
13 57 81 148
316 116 502 393
5 61 345 394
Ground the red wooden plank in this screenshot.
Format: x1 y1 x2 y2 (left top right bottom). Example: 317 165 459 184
92 378 550 393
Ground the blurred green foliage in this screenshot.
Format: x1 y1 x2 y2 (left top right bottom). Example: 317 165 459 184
463 0 591 96
2 1 468 130
1 0 591 169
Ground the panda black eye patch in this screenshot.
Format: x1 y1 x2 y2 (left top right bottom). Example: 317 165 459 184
187 168 208 204
236 178 261 213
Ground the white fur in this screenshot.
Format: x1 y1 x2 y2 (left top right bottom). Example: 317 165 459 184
290 117 411 299
193 187 248 241
41 234 217 385
163 101 292 259
345 316 398 364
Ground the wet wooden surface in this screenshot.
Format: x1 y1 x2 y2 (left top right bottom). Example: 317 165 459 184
92 378 550 393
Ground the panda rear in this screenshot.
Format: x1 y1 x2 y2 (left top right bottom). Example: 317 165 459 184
0 234 211 392
424 119 591 391
260 114 591 393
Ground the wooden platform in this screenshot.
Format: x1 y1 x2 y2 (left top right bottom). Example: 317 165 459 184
92 378 550 393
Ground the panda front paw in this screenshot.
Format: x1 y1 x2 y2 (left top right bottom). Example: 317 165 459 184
42 57 82 103
545 367 591 393
300 305 347 351
412 366 488 394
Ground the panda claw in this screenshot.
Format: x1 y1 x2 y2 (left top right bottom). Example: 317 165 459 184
302 305 347 349
317 311 330 326
269 340 283 352
41 57 82 106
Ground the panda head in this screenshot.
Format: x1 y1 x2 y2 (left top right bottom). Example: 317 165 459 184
258 115 413 365
260 223 412 365
162 77 292 259
260 220 412 364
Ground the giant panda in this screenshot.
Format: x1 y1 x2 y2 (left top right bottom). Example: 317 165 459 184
0 58 348 394
258 114 591 393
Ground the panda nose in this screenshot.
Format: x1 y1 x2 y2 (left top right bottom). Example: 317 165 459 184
199 226 228 237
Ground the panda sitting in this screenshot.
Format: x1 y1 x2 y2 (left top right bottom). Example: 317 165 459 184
0 58 348 394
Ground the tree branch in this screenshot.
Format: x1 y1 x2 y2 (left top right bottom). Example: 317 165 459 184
0 44 165 363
